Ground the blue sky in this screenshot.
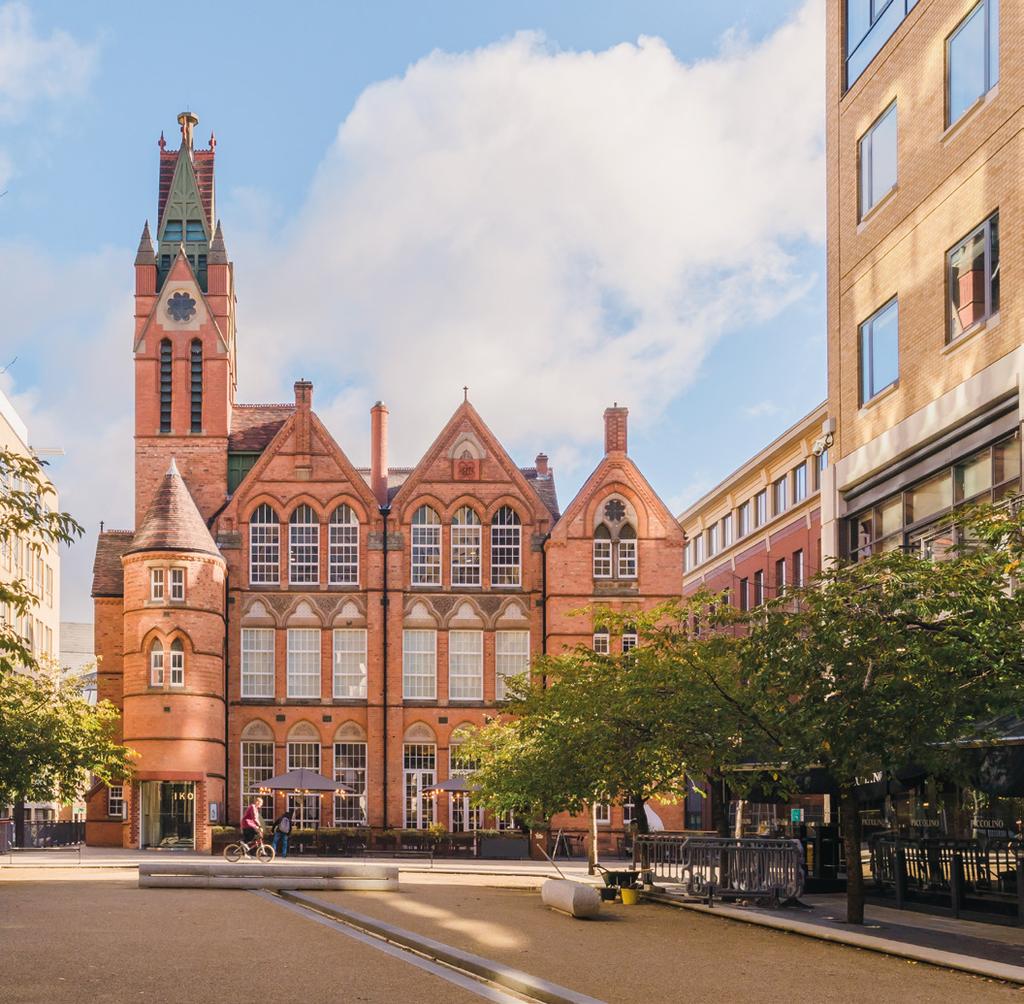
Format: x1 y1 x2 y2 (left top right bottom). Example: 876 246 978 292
0 1 825 619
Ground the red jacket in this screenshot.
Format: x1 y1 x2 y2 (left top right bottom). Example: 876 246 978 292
241 803 262 832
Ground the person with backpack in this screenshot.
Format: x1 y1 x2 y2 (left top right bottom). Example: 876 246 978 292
272 808 293 858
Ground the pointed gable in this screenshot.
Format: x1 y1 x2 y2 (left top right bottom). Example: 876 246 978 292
390 400 553 524
135 249 228 351
126 459 220 557
158 143 211 243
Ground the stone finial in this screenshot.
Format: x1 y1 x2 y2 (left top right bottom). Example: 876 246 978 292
167 457 180 477
178 111 199 150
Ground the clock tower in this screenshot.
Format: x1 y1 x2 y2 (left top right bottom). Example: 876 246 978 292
133 112 237 526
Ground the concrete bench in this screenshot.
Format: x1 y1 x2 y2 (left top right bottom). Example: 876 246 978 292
138 861 399 891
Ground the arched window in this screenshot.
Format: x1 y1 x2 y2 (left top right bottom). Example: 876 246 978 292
451 506 481 586
159 339 172 433
593 524 612 578
150 640 164 686
411 505 441 585
328 504 359 585
249 504 280 585
490 506 521 587
170 639 185 686
618 523 637 578
190 339 203 433
289 504 320 585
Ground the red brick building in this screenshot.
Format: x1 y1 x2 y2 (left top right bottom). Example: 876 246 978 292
86 114 687 851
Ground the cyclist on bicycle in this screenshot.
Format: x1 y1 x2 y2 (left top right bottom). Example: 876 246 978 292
240 796 264 853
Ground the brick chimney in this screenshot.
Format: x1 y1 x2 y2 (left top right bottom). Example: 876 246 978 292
535 452 549 477
603 404 628 455
294 380 313 476
370 402 389 507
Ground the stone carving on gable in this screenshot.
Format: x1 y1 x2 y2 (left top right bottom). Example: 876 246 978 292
449 431 485 482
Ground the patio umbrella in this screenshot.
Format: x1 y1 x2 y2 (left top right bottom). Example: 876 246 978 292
426 777 481 795
258 769 354 794
256 769 356 834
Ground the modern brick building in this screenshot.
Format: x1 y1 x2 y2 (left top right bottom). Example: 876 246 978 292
679 402 829 610
86 113 687 851
823 0 1022 562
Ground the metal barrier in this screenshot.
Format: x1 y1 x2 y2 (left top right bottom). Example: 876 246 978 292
18 821 85 848
869 835 1023 924
634 835 805 904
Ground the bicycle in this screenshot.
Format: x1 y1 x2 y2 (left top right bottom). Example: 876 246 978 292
223 831 275 863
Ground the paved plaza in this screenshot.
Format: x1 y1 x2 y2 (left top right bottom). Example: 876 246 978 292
1 866 1019 1003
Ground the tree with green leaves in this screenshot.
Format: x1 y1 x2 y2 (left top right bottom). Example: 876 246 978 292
1 447 132 818
741 507 1024 923
462 597 753 864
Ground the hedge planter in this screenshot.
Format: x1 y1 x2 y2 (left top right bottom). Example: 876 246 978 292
479 835 530 859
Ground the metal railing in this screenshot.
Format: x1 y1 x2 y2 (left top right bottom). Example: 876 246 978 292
869 835 1023 923
17 820 85 848
635 834 805 904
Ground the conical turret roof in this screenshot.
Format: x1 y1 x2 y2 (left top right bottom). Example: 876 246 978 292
135 221 156 266
208 220 228 264
125 459 220 558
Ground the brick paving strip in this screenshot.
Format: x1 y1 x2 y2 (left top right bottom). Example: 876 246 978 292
648 892 1024 985
265 889 606 1004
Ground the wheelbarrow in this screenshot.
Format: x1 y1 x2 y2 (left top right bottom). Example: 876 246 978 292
595 865 640 901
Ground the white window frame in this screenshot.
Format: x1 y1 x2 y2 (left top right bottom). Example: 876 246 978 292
249 504 280 585
107 785 124 818
169 640 184 687
593 630 610 655
448 630 483 702
793 463 808 504
287 741 322 829
617 533 638 579
593 536 612 577
495 630 529 701
150 568 165 601
411 506 441 586
333 628 368 699
622 631 638 654
722 513 734 548
241 627 275 698
738 502 750 538
329 504 359 586
595 803 611 825
150 641 164 686
289 505 320 585
403 743 436 829
793 549 805 588
287 628 321 699
170 567 185 601
241 740 274 822
334 741 368 825
451 507 481 586
773 477 788 517
755 490 768 527
490 507 522 587
403 629 436 699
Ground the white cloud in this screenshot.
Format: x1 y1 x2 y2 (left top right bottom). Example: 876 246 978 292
744 400 782 418
0 2 96 187
235 3 824 467
0 244 133 622
2 3 826 621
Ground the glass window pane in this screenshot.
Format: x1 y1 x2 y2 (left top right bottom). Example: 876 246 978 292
908 471 952 523
846 0 872 55
877 497 903 537
994 434 1020 484
862 299 898 402
948 4 987 125
954 449 992 501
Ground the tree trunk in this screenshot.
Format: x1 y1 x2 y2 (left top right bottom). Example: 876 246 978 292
840 785 865 924
632 792 649 835
709 772 729 837
588 802 599 875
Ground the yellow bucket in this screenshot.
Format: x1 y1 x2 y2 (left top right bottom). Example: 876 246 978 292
620 887 640 906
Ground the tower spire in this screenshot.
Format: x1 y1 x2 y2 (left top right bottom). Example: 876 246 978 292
134 221 156 266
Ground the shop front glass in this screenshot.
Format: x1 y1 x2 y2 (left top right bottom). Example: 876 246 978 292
141 781 195 849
